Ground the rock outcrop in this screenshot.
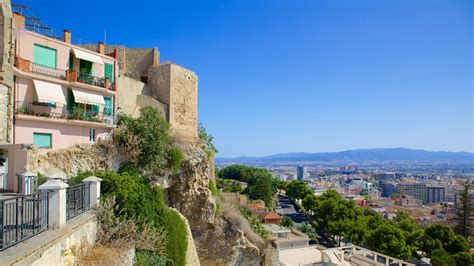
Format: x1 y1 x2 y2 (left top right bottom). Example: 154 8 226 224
168 146 263 265
26 143 122 177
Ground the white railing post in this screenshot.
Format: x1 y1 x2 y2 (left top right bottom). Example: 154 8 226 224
38 178 69 229
82 176 102 208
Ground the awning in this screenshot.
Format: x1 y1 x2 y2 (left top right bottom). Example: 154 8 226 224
72 48 104 65
33 80 66 104
71 88 105 106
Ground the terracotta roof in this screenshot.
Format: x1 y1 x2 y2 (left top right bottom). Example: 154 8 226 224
247 203 266 210
263 212 281 220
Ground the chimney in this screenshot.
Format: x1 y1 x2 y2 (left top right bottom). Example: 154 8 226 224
63 30 71 43
13 12 25 30
98 42 105 54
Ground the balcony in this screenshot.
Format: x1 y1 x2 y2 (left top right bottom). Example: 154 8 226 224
15 101 115 125
15 57 66 80
66 69 115 91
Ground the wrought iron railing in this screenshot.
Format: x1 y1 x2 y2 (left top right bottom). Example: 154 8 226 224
77 72 106 88
66 183 90 220
15 101 116 125
31 62 67 80
0 193 49 250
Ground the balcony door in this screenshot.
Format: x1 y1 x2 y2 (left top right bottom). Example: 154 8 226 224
79 60 93 75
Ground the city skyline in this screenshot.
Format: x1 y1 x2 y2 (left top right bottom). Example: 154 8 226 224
24 0 473 157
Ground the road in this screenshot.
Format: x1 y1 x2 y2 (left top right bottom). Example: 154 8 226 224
274 194 310 225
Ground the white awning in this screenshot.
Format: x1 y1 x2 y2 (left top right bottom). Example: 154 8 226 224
72 48 104 65
33 80 66 104
71 88 105 106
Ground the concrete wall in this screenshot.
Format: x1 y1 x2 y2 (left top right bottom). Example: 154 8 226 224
0 0 14 144
148 63 198 143
116 75 167 118
1 213 97 266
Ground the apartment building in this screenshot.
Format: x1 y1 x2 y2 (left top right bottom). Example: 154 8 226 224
397 183 446 204
12 13 117 153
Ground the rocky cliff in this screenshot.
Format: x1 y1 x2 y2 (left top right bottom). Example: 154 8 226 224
168 146 263 265
27 143 264 265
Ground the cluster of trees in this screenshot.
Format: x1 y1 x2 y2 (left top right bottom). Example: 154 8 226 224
286 180 472 265
218 165 277 208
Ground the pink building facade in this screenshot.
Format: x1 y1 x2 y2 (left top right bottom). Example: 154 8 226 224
12 13 118 154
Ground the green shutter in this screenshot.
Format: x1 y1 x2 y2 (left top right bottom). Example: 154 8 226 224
67 89 75 112
79 60 92 74
103 97 112 116
91 104 99 113
69 53 74 69
33 133 52 148
33 44 57 68
104 63 114 82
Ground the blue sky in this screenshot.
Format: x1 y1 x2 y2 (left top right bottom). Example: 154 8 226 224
24 0 473 157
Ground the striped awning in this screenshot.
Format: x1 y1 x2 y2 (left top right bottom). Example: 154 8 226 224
72 48 104 65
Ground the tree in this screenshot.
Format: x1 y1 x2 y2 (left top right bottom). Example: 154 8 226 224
300 221 312 234
365 223 412 260
454 180 473 241
286 180 312 200
281 216 294 228
431 249 456 266
422 224 469 256
198 123 218 156
246 175 274 208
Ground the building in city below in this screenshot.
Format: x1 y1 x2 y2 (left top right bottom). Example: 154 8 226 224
379 181 397 197
297 165 305 181
397 183 427 203
426 186 445 204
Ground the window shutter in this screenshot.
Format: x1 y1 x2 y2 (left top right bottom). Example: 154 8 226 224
33 44 57 68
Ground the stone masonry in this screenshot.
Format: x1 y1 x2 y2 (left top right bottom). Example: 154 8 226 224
0 0 15 144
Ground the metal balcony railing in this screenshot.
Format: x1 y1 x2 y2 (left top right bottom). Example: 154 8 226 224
66 183 90 220
0 193 49 250
31 63 67 80
15 101 116 125
77 72 106 88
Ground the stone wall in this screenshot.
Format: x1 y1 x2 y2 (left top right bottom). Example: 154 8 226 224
80 44 158 80
148 63 198 144
0 0 14 144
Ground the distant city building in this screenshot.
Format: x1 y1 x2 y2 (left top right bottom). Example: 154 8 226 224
297 165 305 181
426 187 445 204
379 181 397 197
397 183 446 204
397 183 427 203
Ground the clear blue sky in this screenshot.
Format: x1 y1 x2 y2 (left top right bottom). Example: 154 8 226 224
24 0 473 157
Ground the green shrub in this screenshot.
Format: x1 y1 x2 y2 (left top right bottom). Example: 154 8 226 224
167 147 184 174
160 209 188 266
208 180 218 196
98 170 187 266
198 123 218 156
69 171 94 185
37 172 46 185
135 250 168 266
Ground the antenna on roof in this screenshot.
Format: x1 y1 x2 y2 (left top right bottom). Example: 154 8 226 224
104 29 107 45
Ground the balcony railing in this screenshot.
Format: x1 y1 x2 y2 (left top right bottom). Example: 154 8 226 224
15 57 67 80
77 72 106 88
31 62 66 80
66 183 90 220
15 101 116 125
0 193 49 251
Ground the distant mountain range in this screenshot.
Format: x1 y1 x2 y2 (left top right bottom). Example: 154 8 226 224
216 148 474 164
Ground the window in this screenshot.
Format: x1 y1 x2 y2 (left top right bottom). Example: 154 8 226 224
33 133 52 149
104 63 114 82
89 128 96 143
33 44 57 68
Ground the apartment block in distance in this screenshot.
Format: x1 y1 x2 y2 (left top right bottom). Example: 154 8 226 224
12 13 117 153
